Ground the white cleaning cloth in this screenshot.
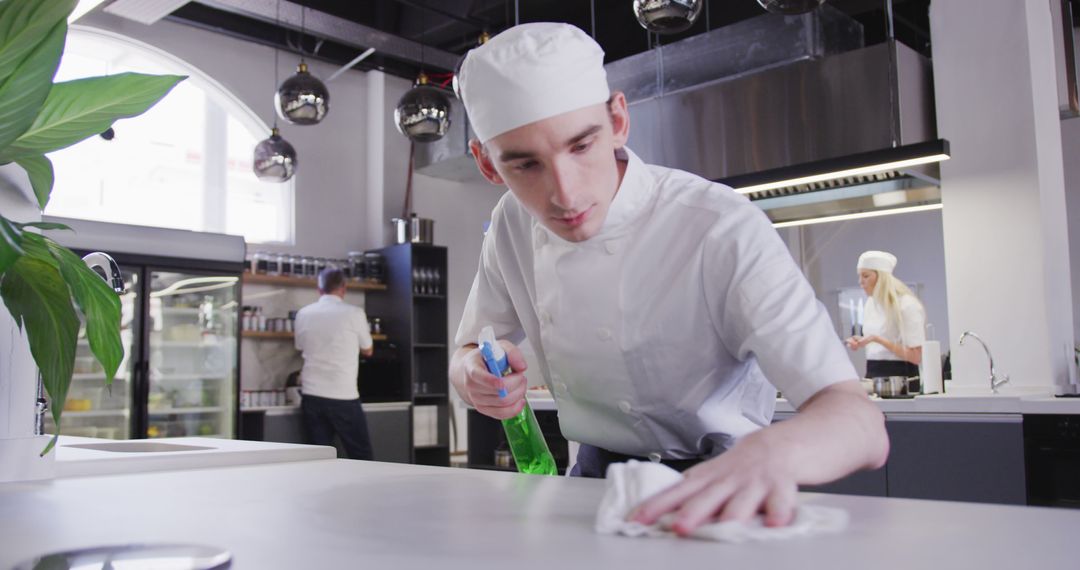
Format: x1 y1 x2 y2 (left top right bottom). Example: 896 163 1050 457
595 460 849 543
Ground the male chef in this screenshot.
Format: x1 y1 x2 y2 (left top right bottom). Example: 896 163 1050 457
450 22 888 535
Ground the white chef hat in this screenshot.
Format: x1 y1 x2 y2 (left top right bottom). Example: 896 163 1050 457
857 250 898 273
457 22 611 144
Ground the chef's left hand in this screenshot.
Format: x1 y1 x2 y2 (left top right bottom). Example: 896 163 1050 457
627 431 797 535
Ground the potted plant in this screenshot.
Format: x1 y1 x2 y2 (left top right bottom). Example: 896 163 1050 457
0 0 184 468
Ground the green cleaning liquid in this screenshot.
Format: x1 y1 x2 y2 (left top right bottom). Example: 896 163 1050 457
479 326 557 476
502 400 557 475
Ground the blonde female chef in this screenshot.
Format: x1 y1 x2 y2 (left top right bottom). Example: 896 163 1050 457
845 250 927 379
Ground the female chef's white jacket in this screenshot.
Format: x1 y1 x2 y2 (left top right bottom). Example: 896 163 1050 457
455 148 856 460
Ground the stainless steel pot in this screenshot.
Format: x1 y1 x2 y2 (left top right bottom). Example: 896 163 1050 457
872 376 909 398
391 214 435 244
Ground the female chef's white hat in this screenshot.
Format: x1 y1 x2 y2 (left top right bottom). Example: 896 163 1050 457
857 250 898 273
457 22 610 144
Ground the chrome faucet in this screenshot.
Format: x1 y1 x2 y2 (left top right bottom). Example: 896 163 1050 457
82 252 125 294
959 331 1010 394
33 252 125 436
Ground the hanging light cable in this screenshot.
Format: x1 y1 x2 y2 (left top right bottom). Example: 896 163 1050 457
276 3 330 125
254 0 297 182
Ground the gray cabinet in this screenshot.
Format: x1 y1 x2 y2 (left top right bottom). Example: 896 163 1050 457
775 411 1027 504
245 402 413 463
885 413 1026 505
365 402 413 464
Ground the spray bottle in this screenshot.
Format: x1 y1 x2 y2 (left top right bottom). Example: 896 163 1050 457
478 326 557 475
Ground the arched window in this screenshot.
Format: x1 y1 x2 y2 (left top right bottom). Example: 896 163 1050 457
45 26 294 245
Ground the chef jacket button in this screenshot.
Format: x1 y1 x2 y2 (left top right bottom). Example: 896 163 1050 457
540 311 553 325
604 240 618 255
596 327 613 341
647 452 662 463
556 382 569 396
535 230 547 247
618 400 633 414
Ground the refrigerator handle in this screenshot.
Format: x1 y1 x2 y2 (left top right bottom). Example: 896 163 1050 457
134 359 150 438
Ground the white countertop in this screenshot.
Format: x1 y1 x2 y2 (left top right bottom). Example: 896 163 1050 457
2 459 1078 569
54 436 335 478
527 391 1080 415
776 393 1080 414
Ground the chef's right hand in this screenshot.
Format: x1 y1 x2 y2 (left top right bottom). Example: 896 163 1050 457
462 341 529 420
845 336 862 351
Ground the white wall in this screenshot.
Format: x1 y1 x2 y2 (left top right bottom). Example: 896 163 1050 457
781 209 950 375
1062 117 1080 344
80 11 374 258
931 0 1077 393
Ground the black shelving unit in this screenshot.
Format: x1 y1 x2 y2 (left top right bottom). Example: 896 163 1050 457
365 244 451 467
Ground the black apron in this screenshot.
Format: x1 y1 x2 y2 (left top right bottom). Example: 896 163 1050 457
569 444 706 478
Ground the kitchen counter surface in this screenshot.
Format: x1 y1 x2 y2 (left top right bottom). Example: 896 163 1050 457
54 436 335 478
528 390 1080 415
2 458 1078 569
776 393 1080 414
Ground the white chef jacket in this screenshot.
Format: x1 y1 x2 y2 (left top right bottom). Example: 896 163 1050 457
294 295 373 400
862 296 926 361
455 148 857 459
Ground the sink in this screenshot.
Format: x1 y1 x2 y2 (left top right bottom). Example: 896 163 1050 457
63 442 215 453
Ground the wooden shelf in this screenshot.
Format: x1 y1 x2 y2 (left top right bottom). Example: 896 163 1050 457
243 330 388 341
242 272 387 291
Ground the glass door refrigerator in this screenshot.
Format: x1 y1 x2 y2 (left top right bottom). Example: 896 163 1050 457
46 265 141 439
144 268 239 439
44 217 245 440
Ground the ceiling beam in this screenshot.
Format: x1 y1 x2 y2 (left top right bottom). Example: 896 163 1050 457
194 0 460 71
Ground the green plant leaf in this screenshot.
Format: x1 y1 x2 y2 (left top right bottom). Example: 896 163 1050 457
1 237 79 455
14 155 54 210
0 213 25 273
0 73 186 161
0 0 76 85
0 18 66 151
40 235 123 385
15 221 70 231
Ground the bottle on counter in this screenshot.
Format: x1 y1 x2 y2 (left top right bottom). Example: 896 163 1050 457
253 251 269 275
348 251 364 281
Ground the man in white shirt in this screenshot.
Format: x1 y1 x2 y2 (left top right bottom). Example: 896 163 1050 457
295 268 375 460
450 23 889 534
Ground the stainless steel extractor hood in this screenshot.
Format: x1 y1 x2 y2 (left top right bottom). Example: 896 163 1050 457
415 6 946 226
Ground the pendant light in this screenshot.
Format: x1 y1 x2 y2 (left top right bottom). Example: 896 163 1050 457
253 127 297 182
394 1 450 142
254 1 297 182
632 0 704 34
756 0 826 15
395 72 451 142
275 6 329 125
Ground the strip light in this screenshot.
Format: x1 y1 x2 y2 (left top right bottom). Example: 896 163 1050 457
771 203 943 229
720 139 951 196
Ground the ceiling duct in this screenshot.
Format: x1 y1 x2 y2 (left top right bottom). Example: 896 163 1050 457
415 5 945 226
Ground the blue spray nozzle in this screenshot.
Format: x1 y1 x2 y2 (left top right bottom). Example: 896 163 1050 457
479 341 508 398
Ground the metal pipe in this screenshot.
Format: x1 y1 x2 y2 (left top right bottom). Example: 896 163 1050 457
1062 0 1079 114
885 0 900 147
195 0 459 70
